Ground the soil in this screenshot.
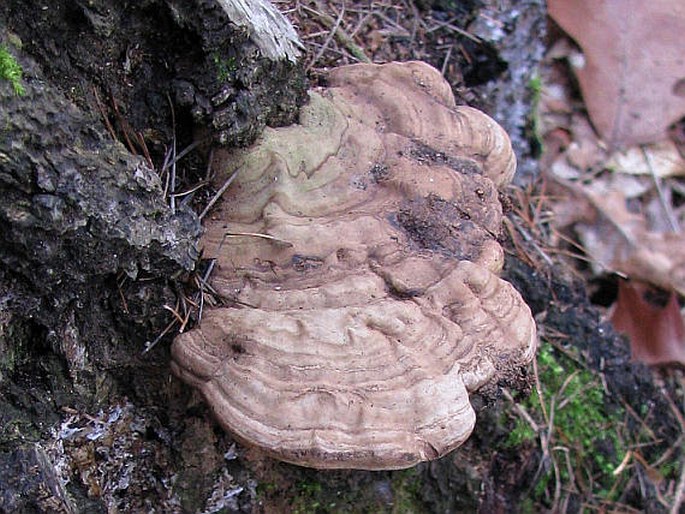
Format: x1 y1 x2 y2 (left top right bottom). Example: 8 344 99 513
0 1 682 513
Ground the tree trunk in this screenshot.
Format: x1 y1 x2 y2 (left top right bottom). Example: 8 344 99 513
0 1 306 511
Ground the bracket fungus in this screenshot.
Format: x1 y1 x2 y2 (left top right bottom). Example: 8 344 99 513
171 61 536 470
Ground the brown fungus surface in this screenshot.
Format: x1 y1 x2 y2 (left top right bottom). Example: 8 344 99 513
171 61 536 470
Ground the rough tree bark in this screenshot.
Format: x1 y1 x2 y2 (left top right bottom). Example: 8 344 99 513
0 1 306 511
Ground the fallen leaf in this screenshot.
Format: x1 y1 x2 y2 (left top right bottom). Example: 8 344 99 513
609 280 685 366
553 182 685 296
563 116 606 171
548 0 685 148
607 141 685 178
547 113 608 180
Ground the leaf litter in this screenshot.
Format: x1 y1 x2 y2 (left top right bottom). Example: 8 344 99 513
548 0 685 148
541 1 685 371
538 8 685 513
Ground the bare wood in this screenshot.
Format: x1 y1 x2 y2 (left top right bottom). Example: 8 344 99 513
216 0 303 62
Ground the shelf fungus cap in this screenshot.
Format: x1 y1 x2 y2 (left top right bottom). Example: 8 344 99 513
171 61 536 470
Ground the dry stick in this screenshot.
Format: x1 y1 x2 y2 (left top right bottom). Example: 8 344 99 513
222 231 293 247
425 18 482 43
167 94 177 214
408 0 421 46
307 42 355 60
302 30 332 40
197 258 217 323
110 93 138 156
143 319 176 354
507 217 555 267
204 148 215 181
526 355 559 501
197 268 211 323
199 167 241 220
668 374 685 514
547 397 562 512
117 279 130 315
307 2 345 71
169 181 209 198
440 44 453 76
554 370 581 411
136 132 155 170
534 356 550 430
93 87 119 142
349 11 372 39
671 448 685 514
170 136 177 214
642 145 680 233
178 309 192 333
161 139 204 174
160 145 173 197
612 449 633 476
501 388 540 433
163 303 185 326
303 2 371 63
371 11 411 37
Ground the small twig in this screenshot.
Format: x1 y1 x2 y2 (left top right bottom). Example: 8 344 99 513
143 319 176 354
554 370 581 411
160 139 204 174
671 454 685 514
642 145 680 233
169 181 209 198
372 11 410 36
92 87 118 142
304 1 371 63
502 388 540 433
135 132 155 170
110 92 137 155
178 309 192 333
308 2 345 70
408 0 421 46
197 258 217 323
349 11 372 38
534 353 550 427
222 231 293 247
440 44 453 76
163 303 185 326
205 148 215 181
613 450 633 476
199 167 241 220
116 277 130 314
425 18 481 43
508 217 555 268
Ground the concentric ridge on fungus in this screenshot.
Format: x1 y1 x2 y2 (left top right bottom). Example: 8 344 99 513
171 61 537 470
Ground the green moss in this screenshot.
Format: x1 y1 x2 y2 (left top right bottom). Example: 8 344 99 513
391 468 424 513
507 342 628 506
0 45 25 96
283 472 426 514
290 479 329 514
212 53 237 83
526 74 543 157
0 317 30 383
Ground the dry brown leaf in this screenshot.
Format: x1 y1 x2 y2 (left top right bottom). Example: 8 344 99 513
609 281 685 366
548 0 685 148
607 141 685 178
547 114 608 180
563 116 606 171
554 183 685 295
